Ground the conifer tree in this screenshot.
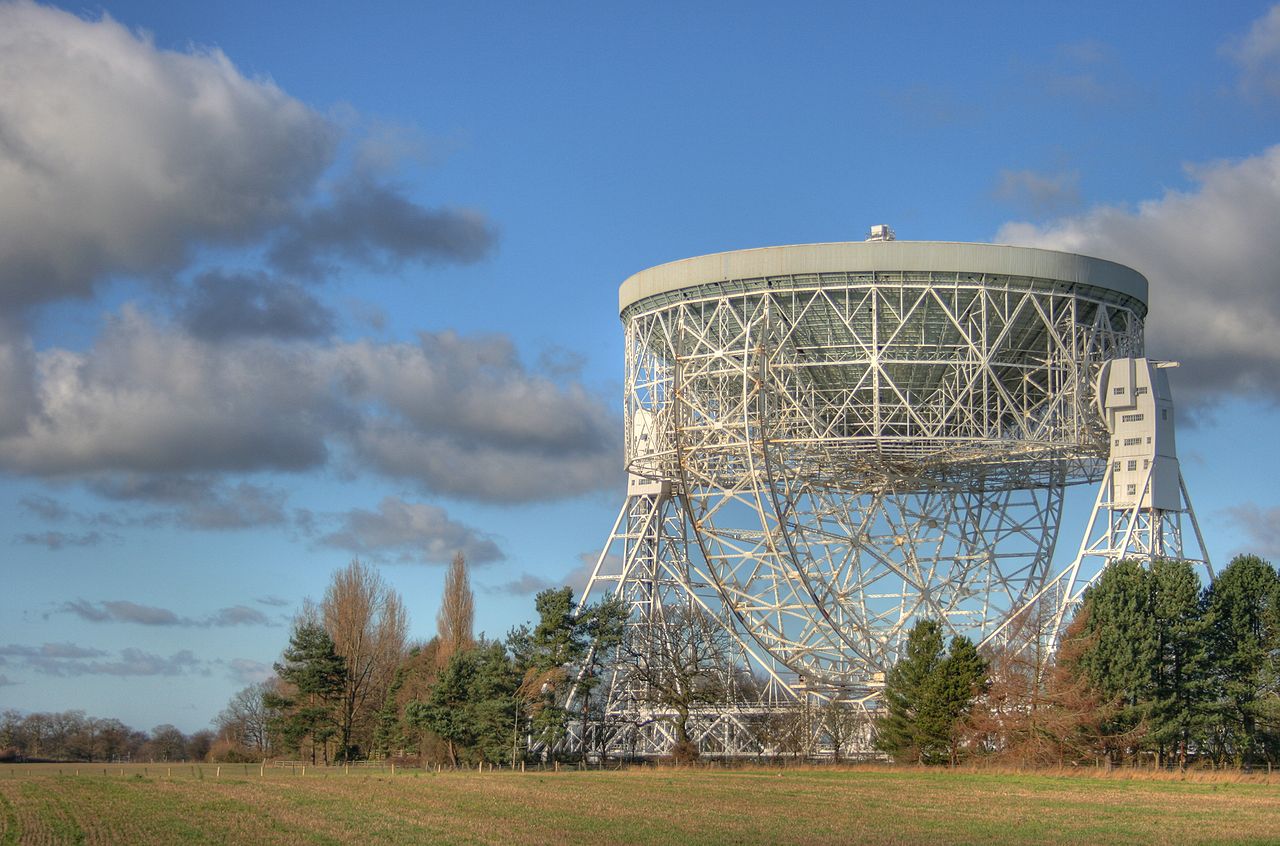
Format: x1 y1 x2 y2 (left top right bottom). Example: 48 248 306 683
508 587 589 750
1074 559 1160 759
268 611 346 764
1148 558 1208 767
875 620 943 762
876 622 987 764
1203 554 1280 767
921 635 989 765
407 640 518 766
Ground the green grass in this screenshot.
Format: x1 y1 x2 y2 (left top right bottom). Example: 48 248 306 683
0 764 1277 845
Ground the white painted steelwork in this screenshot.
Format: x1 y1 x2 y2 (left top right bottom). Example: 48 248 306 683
1043 357 1212 640
578 239 1158 758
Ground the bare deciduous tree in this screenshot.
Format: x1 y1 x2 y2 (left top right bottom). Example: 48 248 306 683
618 604 733 761
822 699 868 763
322 559 408 760
214 680 279 756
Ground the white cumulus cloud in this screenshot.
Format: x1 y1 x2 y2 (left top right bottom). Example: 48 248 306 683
996 144 1280 407
0 1 334 307
1225 3 1280 99
0 310 620 503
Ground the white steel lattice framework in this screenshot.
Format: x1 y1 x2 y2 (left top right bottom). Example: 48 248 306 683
577 241 1153 757
1043 356 1212 641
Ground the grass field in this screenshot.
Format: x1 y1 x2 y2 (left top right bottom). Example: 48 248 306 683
1 763 1278 845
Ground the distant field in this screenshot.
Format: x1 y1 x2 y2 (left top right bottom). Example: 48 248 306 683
1 763 1278 845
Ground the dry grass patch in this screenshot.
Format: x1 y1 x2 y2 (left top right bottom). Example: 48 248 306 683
0 765 1277 845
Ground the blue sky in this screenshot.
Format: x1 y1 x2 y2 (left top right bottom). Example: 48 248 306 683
2 0 1278 732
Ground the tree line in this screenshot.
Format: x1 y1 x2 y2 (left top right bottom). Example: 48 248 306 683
0 710 212 763
7 551 1277 769
215 556 630 766
875 554 1280 770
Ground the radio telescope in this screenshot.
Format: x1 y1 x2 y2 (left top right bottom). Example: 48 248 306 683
575 235 1206 757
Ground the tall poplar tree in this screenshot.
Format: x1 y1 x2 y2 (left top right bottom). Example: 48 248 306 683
436 552 475 669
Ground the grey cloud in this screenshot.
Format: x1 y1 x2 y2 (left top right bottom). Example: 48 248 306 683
488 572 556 596
0 2 335 309
178 270 336 342
996 144 1280 407
340 331 621 501
227 658 274 685
1223 503 1280 560
28 648 203 678
15 530 108 550
0 642 196 677
59 599 274 628
19 494 71 521
352 428 620 502
1225 4 1280 99
255 595 290 608
20 484 248 535
88 474 215 504
993 169 1081 217
88 475 289 531
0 675 14 687
0 642 107 659
62 599 183 626
208 606 272 627
538 346 587 379
293 508 319 537
0 313 619 504
320 496 504 565
564 553 603 596
0 320 36 437
350 120 433 176
489 553 601 597
175 483 289 531
268 175 498 278
0 310 337 477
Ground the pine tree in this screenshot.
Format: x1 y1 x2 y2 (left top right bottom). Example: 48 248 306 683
467 642 521 765
407 640 518 766
875 622 987 765
268 613 347 764
921 636 988 765
409 649 476 766
1075 559 1160 761
1203 554 1280 767
1148 558 1208 767
875 620 944 762
509 587 588 750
